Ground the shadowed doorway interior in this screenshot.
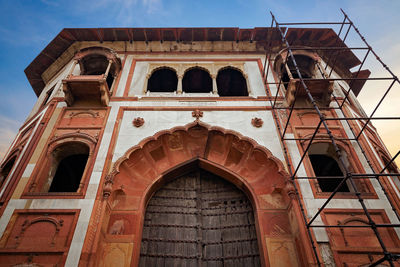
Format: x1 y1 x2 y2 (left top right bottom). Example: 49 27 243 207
139 169 260 267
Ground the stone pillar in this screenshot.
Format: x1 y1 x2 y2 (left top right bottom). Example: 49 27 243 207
104 59 113 78
143 74 150 94
212 74 218 95
177 74 183 94
67 60 78 77
245 74 252 96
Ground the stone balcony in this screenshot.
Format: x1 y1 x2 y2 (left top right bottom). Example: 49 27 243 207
285 78 333 107
62 74 110 107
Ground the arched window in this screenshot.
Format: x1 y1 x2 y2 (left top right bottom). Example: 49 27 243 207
308 143 350 192
46 142 89 192
147 68 177 92
80 53 116 89
26 133 97 196
280 55 314 89
274 50 333 107
182 67 212 93
0 156 16 189
63 47 121 107
217 67 248 96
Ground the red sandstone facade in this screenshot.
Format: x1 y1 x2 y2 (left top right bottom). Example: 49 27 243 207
0 23 399 267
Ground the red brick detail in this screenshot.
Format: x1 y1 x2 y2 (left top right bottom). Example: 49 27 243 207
132 117 144 128
251 117 264 128
322 209 400 266
59 108 107 128
0 209 80 266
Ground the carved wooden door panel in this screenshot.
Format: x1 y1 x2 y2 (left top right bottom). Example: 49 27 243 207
139 169 260 267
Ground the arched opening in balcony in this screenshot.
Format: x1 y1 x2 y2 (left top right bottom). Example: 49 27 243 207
217 67 248 96
280 55 314 89
182 67 212 93
147 67 178 92
80 54 116 89
274 50 333 107
63 47 121 106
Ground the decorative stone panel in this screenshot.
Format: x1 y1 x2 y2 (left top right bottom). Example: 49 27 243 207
322 209 400 266
0 210 79 266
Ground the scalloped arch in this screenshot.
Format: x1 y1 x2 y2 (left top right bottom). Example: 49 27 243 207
107 122 289 198
148 66 178 77
183 65 211 75
273 46 320 76
216 65 246 78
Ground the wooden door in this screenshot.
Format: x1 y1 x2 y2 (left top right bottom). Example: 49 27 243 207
139 169 260 267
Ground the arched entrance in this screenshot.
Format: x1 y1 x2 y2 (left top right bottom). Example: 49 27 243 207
83 122 318 267
140 168 260 266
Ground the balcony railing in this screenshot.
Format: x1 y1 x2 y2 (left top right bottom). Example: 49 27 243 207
62 59 113 106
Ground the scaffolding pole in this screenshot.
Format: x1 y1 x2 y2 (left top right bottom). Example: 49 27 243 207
266 10 400 267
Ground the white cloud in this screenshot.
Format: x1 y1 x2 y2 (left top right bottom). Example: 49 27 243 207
142 0 162 14
0 115 21 162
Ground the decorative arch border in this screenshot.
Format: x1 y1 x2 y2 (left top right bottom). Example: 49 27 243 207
147 65 178 78
104 121 289 190
182 65 212 76
299 133 377 197
84 122 320 267
216 65 248 79
23 132 98 196
47 132 98 155
273 46 320 76
74 46 122 74
107 122 290 264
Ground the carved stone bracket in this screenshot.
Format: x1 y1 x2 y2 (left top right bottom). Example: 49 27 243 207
251 117 263 128
103 174 114 199
192 109 203 122
132 117 145 127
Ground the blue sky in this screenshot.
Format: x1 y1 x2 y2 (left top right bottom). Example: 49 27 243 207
0 0 399 160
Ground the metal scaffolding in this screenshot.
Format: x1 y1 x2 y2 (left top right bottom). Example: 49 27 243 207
264 9 400 267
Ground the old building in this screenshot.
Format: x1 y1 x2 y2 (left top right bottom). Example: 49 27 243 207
0 11 399 266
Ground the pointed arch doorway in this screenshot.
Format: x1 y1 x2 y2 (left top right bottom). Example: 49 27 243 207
86 123 316 267
139 168 260 266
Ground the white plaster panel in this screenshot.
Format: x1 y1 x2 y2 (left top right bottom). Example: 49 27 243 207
91 106 119 173
85 184 99 199
65 241 84 267
112 110 193 161
88 171 103 185
112 110 285 164
127 54 263 60
65 199 95 266
265 59 279 96
21 163 35 178
129 62 148 96
111 100 268 107
245 61 266 97
115 55 133 97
